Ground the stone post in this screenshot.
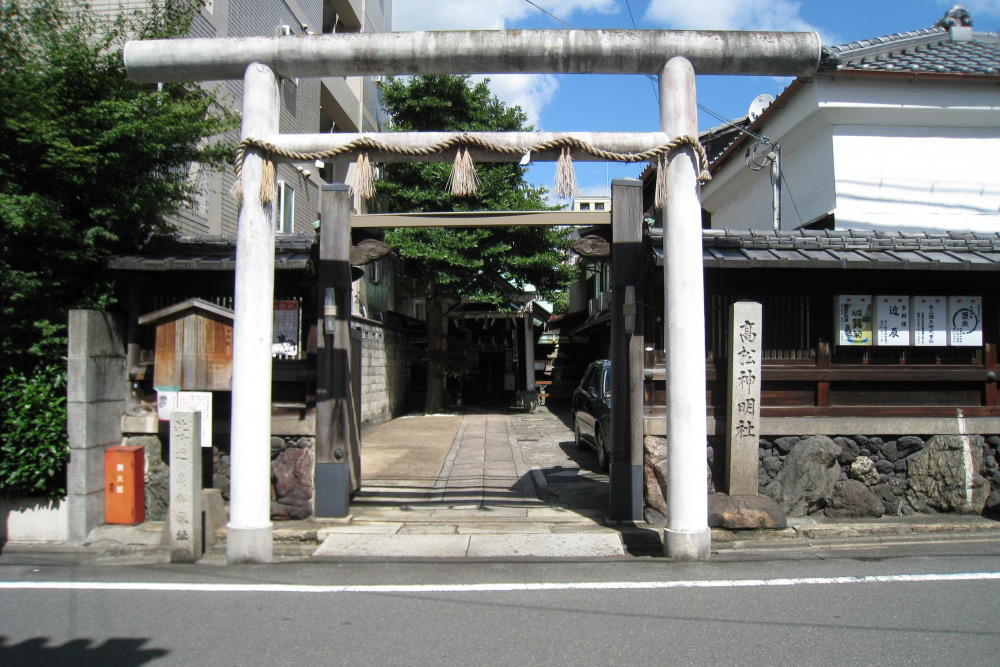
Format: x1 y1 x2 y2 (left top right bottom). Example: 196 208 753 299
169 411 202 563
660 57 710 560
227 63 279 564
315 184 354 518
524 315 536 394
66 310 126 544
726 301 763 496
609 178 644 521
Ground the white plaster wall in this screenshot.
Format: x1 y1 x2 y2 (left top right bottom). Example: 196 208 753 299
703 75 1000 233
1 499 68 543
702 105 836 231
832 127 1000 233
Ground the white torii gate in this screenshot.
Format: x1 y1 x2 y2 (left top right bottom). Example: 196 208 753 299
124 29 820 564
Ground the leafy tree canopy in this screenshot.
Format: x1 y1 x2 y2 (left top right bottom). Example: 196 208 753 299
378 75 574 306
0 0 237 372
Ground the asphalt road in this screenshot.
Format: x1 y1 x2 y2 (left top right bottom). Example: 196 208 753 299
2 542 999 666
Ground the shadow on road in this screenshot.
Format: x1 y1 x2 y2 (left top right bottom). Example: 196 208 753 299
0 636 168 666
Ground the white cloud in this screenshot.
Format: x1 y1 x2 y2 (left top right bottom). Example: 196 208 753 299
956 1 1000 20
392 2 615 127
393 0 617 32
644 0 837 43
392 0 520 31
472 74 559 127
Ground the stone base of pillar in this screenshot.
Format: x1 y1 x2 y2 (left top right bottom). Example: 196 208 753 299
664 527 711 561
608 464 643 521
315 462 351 518
67 489 104 545
226 524 273 564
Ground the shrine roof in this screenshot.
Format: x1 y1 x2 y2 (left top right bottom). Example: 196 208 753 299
650 229 1000 271
107 234 315 272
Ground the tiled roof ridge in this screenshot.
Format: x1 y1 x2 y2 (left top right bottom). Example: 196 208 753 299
827 26 950 62
702 229 1000 241
822 8 999 75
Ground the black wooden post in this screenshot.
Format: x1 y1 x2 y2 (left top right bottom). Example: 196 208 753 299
315 184 355 517
609 178 644 521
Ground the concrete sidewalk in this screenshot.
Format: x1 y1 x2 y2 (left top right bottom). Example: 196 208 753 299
5 407 1000 563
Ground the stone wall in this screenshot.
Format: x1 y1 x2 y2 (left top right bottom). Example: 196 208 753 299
748 433 998 518
357 321 410 425
646 433 999 524
269 436 314 520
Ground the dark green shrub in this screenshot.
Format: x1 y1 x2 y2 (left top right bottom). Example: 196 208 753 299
0 364 68 500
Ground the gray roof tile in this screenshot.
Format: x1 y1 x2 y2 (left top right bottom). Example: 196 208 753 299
826 23 1000 76
652 230 1000 271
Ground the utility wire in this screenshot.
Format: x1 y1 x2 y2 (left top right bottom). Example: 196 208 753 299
522 0 572 29
697 103 770 143
781 173 804 227
520 0 771 175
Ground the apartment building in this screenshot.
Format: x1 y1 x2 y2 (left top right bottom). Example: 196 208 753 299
91 0 391 237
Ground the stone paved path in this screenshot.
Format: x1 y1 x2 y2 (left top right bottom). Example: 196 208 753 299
313 407 626 557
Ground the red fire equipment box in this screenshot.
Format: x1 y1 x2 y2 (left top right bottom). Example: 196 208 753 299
105 445 145 524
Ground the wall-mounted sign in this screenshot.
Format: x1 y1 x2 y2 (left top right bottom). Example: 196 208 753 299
912 296 946 347
176 391 213 448
948 296 982 347
156 391 212 448
837 295 871 346
272 300 299 356
156 390 178 421
875 296 910 346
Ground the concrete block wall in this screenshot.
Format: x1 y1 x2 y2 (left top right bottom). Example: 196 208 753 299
357 321 410 425
66 310 126 544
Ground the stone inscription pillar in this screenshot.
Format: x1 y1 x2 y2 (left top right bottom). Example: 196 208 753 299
170 410 203 563
725 301 762 496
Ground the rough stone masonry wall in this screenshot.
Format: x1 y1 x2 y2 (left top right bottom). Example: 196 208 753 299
358 321 410 425
209 436 315 521
126 433 316 522
744 434 999 519
645 433 1000 524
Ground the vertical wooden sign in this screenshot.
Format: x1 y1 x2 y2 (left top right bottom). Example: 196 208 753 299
837 295 872 346
948 296 982 347
912 296 946 347
726 301 762 497
876 296 910 346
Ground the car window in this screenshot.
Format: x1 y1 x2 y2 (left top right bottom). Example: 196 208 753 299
587 365 601 395
579 366 595 391
601 365 611 398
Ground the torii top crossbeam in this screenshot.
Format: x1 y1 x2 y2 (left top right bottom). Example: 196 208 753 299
124 29 820 82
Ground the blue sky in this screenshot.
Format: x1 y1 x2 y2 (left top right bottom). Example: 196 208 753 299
392 0 1000 199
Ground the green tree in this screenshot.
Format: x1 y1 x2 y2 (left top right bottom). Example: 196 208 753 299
0 0 236 498
0 0 236 373
378 75 574 412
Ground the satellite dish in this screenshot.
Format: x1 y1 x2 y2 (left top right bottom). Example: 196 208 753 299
747 94 775 122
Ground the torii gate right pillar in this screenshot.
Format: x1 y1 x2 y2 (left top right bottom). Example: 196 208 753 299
660 57 711 560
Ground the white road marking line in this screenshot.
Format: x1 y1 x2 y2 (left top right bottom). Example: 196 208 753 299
1 572 999 594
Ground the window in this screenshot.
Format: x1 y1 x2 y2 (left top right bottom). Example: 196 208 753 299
594 202 605 211
276 181 295 234
368 259 381 284
579 202 591 211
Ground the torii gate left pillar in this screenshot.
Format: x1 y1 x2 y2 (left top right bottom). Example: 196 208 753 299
227 63 279 564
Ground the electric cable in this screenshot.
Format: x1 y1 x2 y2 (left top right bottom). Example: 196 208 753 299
522 0 572 29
